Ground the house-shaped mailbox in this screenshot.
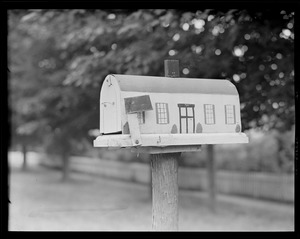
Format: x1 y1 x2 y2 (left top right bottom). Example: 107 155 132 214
94 74 249 152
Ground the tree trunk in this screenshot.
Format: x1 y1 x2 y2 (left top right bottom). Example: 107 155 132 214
207 144 216 213
275 134 284 172
61 151 70 182
150 153 180 231
22 144 27 171
149 163 152 199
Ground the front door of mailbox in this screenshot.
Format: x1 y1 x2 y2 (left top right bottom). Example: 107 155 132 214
101 80 119 133
178 104 195 134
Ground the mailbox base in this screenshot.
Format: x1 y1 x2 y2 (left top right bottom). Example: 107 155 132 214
93 133 249 152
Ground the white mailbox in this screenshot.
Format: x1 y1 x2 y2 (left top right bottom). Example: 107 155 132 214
94 74 249 152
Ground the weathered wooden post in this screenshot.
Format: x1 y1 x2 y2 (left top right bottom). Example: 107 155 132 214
93 60 248 231
151 153 180 230
150 60 180 231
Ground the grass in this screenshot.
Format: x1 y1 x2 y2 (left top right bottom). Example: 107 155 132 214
8 157 294 231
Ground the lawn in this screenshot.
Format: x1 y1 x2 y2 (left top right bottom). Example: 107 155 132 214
8 152 294 231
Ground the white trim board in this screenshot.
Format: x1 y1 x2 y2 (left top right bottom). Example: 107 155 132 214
94 133 249 148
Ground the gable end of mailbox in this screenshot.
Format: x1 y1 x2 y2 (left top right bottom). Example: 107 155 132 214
99 75 122 134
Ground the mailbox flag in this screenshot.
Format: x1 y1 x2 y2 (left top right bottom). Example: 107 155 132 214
124 95 153 114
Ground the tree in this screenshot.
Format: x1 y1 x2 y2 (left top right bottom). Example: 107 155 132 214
9 10 99 180
9 9 294 181
30 9 293 131
9 12 47 170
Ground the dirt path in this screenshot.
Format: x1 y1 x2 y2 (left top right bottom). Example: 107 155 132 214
8 153 294 231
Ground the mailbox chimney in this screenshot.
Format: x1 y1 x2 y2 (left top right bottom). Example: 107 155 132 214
164 59 179 78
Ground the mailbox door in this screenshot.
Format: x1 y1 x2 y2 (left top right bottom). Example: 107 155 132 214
100 76 121 134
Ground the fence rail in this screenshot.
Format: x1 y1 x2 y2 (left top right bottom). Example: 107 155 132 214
39 154 294 203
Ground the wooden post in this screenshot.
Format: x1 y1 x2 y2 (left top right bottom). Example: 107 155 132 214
151 153 180 230
207 144 216 212
150 59 180 231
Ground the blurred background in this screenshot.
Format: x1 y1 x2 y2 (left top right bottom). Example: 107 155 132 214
8 9 294 231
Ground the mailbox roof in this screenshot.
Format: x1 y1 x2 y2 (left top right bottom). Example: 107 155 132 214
111 74 238 95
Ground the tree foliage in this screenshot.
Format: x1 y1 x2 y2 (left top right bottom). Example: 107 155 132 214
8 9 294 158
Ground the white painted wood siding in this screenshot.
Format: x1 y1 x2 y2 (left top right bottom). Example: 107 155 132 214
121 91 241 134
